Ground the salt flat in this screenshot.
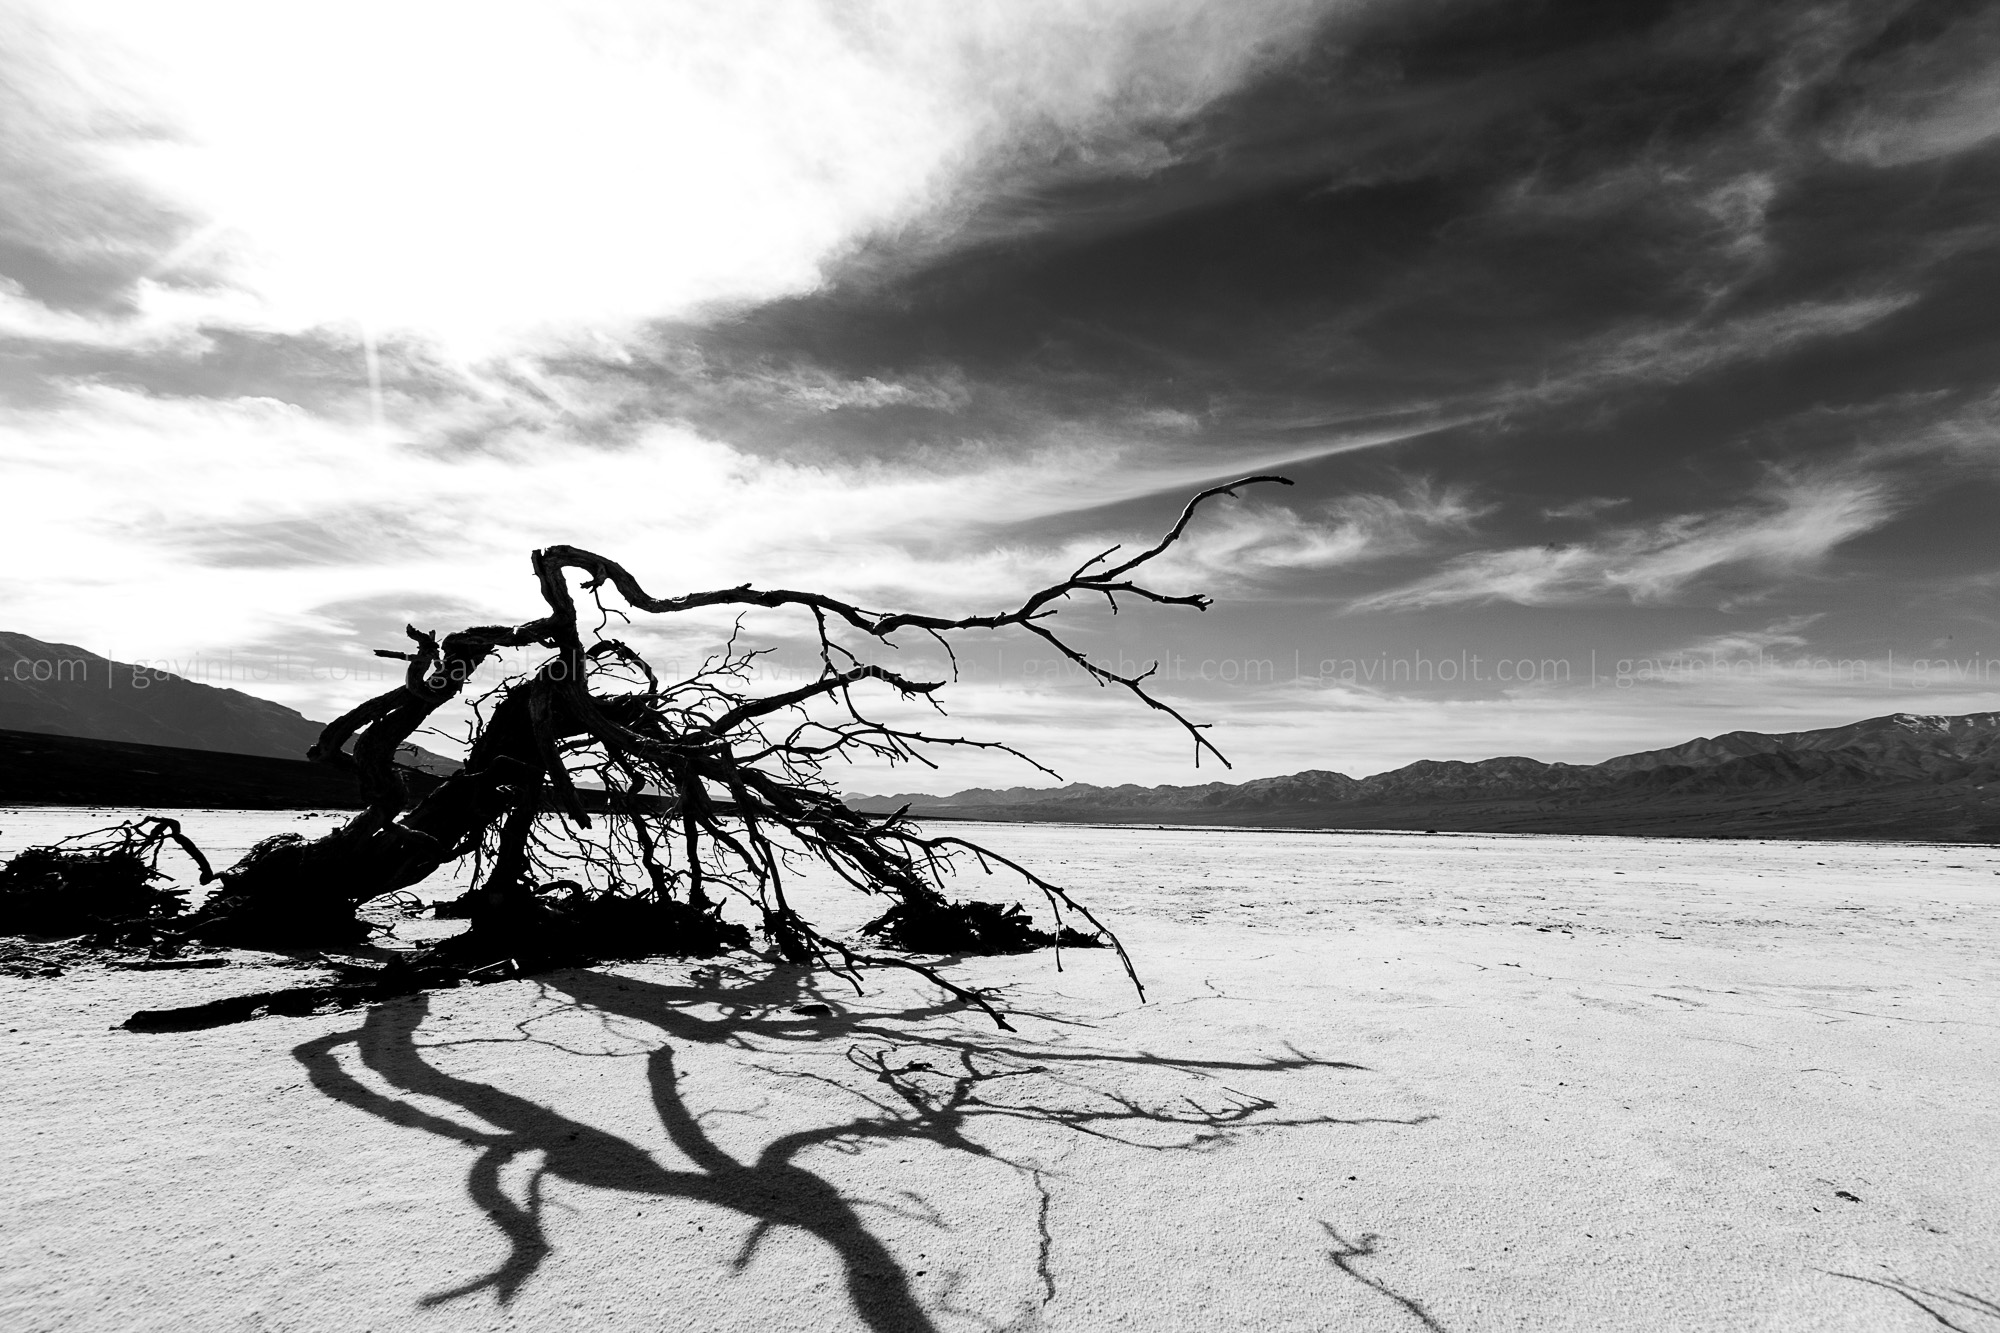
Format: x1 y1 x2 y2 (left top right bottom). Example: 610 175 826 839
2 811 1996 1332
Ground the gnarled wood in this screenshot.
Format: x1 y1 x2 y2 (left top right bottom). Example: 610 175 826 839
179 476 1290 1015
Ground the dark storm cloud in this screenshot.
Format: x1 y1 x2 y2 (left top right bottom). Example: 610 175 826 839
543 0 2000 621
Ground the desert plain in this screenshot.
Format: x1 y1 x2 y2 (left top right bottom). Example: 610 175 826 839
2 809 1996 1332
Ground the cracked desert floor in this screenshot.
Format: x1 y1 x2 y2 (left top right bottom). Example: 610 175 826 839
3 812 1997 1332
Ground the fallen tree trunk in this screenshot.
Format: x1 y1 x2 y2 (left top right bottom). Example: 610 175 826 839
8 477 1292 1020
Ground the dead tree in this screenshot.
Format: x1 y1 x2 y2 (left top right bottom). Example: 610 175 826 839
172 476 1291 1015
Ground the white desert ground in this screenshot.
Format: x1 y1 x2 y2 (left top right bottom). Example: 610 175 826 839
2 809 1997 1333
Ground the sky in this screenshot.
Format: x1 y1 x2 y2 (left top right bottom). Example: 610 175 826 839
4 0 2000 790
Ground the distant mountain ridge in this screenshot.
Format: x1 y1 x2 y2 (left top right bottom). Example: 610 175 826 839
0 631 456 773
8 624 1994 839
847 712 2000 842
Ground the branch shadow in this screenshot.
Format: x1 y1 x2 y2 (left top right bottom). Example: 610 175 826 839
293 961 1430 1332
1322 1223 1450 1331
1827 1272 2000 1332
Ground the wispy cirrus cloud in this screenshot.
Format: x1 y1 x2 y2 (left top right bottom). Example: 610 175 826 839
1821 4 2000 167
1350 471 1895 612
1541 496 1630 522
1158 478 1489 584
1651 614 1825 664
1492 294 1921 415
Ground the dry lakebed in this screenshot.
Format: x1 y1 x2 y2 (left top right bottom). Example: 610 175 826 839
2 810 1995 1332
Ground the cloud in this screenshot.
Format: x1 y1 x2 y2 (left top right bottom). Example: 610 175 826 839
10 0 2000 790
1657 613 1823 663
0 281 201 351
1823 6 2000 167
1351 470 1895 612
1837 71 2000 167
1158 478 1489 583
1495 295 1920 413
0 377 1425 689
0 9 206 317
758 370 972 416
10 0 1338 351
153 506 452 570
1541 496 1630 522
1490 158 1789 303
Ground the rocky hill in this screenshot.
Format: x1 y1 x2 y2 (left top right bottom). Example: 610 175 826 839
848 712 2000 841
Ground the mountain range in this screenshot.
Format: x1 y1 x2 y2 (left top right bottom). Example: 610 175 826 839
0 631 455 773
4 626 1996 840
847 712 2000 842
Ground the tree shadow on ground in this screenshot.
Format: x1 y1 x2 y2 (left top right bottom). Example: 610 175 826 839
294 960 1432 1332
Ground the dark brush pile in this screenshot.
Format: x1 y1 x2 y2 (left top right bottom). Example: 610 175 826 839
0 820 198 939
475 879 754 966
864 895 1105 956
